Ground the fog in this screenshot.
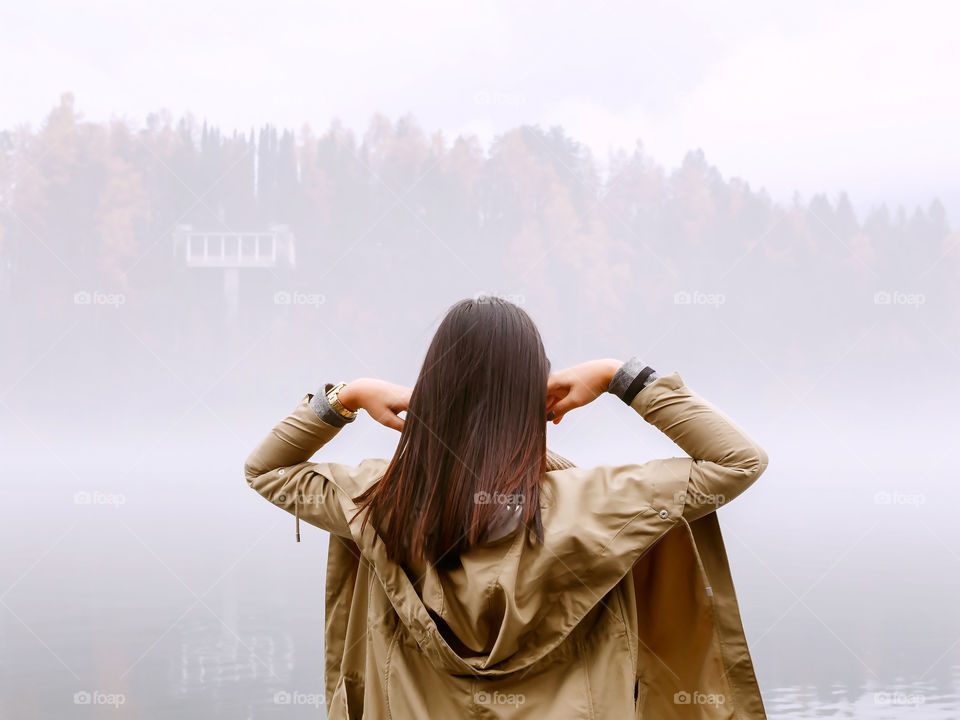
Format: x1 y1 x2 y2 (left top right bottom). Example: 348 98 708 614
2 3 959 718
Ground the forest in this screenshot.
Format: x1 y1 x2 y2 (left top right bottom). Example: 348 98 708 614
1 93 956 408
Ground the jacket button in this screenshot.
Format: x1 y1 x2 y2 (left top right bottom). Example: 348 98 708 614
658 509 669 519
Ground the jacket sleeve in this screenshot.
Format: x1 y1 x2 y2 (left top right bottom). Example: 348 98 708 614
244 388 356 538
628 371 769 522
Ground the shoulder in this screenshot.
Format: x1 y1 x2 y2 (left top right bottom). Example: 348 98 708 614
503 461 691 601
539 458 691 554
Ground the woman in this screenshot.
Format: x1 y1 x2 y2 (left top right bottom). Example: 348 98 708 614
245 296 769 719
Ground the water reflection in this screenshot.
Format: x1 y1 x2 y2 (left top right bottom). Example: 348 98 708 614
767 680 960 718
171 618 296 700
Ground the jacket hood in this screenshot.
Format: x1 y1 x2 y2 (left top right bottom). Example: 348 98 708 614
331 447 690 678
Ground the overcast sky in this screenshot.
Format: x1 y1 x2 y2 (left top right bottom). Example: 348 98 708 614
2 0 956 223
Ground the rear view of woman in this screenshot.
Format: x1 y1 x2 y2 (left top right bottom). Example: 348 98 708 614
245 296 769 719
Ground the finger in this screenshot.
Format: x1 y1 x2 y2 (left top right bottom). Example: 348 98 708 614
380 410 405 432
545 386 570 410
548 397 578 419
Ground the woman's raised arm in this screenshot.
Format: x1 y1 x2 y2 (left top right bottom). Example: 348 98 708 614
548 358 769 522
244 379 411 539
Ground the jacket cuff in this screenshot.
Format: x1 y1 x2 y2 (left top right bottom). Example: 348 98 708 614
308 382 357 428
607 356 659 404
627 370 683 416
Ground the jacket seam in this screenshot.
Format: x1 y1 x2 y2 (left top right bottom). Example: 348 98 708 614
677 515 740 718
577 637 597 720
614 586 637 681
635 679 648 717
383 619 402 720
709 592 739 717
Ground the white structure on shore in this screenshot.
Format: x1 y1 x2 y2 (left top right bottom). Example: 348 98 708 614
173 224 296 322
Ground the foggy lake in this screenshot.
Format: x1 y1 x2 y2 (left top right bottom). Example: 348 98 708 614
3 2 960 714
2 309 958 717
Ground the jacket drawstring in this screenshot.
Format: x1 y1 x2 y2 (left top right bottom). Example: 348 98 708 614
294 474 302 542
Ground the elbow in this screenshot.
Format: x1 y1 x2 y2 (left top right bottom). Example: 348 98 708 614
718 445 768 505
746 444 769 484
244 454 262 487
721 439 769 484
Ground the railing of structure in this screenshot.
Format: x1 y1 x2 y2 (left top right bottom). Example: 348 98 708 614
173 226 296 269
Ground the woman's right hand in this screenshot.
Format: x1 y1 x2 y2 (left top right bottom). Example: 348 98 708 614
545 358 622 424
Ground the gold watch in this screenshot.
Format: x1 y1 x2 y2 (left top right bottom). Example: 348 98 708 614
326 381 358 419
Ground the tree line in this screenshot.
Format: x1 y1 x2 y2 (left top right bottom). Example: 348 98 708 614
1 93 956 392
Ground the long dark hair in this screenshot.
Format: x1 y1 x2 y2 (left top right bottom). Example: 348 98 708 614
353 295 549 568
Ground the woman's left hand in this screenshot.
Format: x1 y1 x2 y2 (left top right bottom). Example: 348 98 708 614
338 378 412 432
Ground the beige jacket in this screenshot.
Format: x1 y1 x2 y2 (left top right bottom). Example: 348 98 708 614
245 371 770 718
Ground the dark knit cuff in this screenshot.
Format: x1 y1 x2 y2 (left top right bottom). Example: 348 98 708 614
607 357 659 404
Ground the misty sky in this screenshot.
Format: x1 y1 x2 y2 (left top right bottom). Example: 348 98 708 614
2 0 957 223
